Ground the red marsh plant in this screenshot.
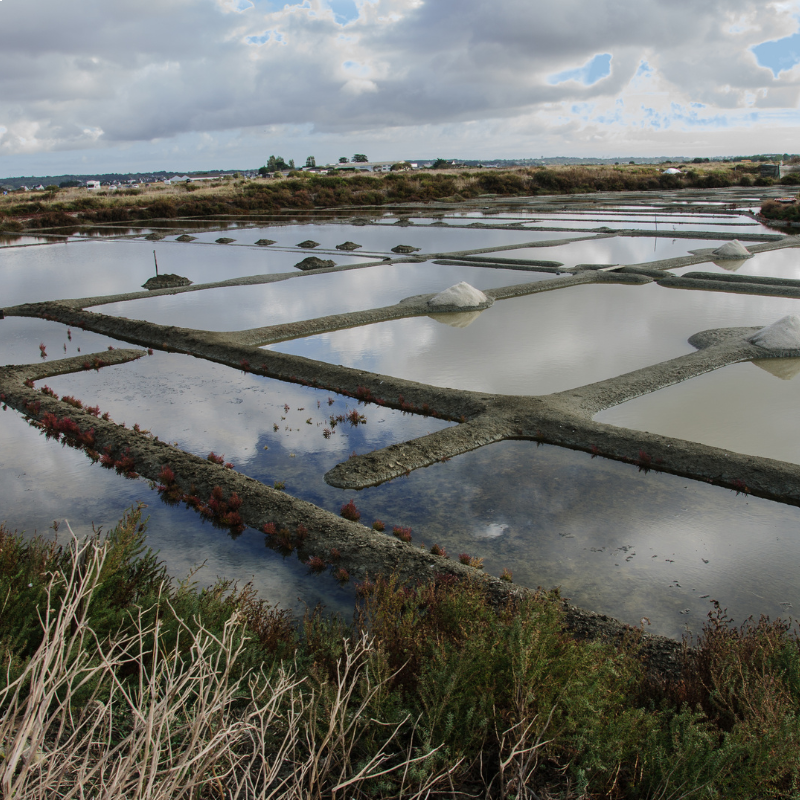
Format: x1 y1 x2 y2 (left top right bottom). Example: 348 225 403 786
429 544 447 558
340 500 361 522
334 567 350 582
459 553 484 569
392 526 412 543
372 520 386 532
61 395 83 410
38 343 47 358
207 451 225 465
306 555 326 574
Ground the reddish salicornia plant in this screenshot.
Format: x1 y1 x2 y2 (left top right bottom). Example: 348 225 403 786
40 385 57 398
262 522 276 535
372 520 386 532
39 343 47 358
638 450 652 473
392 526 412 543
334 567 350 582
306 555 326 573
329 548 341 561
61 395 83 409
459 553 484 569
207 452 225 465
158 465 176 485
731 479 750 496
430 544 447 558
340 500 361 522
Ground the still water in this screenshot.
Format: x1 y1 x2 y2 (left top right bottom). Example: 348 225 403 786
2 203 799 639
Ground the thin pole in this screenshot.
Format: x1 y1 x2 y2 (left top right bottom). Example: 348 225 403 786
153 250 159 277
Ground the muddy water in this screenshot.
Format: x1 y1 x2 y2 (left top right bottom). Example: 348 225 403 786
269 282 800 395
596 359 800 465
98 262 558 331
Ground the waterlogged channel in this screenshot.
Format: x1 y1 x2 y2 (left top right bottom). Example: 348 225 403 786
1 191 799 640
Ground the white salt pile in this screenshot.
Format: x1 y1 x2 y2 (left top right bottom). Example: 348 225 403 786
712 240 751 259
747 315 800 350
427 282 491 309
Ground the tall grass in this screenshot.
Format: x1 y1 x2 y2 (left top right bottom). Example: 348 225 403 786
1 509 799 797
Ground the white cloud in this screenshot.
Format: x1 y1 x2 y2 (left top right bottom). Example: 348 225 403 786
3 0 800 173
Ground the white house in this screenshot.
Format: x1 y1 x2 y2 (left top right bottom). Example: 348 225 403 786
86 180 101 189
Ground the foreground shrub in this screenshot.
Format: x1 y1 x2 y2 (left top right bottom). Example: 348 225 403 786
0 511 799 797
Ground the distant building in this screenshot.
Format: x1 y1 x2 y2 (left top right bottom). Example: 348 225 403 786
86 180 101 189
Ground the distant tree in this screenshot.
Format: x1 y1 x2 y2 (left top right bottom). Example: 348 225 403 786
305 156 316 168
390 162 412 171
267 155 290 171
352 154 368 163
339 157 349 163
258 166 269 177
431 158 449 170
288 159 295 169
59 180 80 188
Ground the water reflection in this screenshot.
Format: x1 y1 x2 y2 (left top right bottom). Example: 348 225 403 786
496 237 731 266
673 248 800 280
100 263 556 331
270 283 800 395
0 238 371 306
165 223 581 253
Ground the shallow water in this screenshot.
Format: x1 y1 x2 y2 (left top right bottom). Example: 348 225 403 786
0 317 128 366
0 409 353 617
269 282 800 395
0 238 372 306
3 200 800 640
596 359 800 465
494 237 732 266
168 223 583 254
672 247 800 279
98 262 559 332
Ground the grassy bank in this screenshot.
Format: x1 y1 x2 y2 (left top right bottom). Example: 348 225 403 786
1 507 799 798
0 163 788 233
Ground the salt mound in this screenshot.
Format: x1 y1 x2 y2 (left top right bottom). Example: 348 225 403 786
712 240 751 259
427 282 491 309
748 315 800 350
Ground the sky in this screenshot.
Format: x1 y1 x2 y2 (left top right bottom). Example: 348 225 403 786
3 0 800 175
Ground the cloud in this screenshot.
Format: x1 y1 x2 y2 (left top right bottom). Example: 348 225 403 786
3 0 800 171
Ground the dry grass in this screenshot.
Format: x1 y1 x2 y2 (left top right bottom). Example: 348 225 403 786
0 532 461 799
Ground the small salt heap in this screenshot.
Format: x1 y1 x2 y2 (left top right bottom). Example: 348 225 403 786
427 282 491 309
747 315 800 350
711 240 751 259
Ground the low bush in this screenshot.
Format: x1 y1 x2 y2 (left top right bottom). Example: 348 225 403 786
1 509 799 797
